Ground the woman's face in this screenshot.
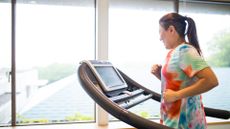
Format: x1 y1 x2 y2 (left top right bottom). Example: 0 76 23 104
159 25 176 49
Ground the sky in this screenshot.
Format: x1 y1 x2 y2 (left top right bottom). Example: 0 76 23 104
1 3 230 69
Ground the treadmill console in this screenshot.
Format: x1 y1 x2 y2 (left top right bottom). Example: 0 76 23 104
81 60 128 96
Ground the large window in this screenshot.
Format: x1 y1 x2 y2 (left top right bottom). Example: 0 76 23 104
0 0 96 126
109 0 230 121
2 0 230 126
0 1 11 126
179 1 230 111
109 0 174 120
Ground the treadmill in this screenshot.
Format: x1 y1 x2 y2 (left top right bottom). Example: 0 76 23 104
78 60 230 129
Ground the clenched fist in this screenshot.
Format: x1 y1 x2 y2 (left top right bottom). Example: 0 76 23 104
151 64 162 80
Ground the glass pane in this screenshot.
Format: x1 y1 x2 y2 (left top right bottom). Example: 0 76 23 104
180 2 230 111
109 0 174 120
0 2 11 126
15 0 95 124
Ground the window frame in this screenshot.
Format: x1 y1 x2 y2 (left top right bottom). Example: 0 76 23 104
9 0 97 126
6 0 230 127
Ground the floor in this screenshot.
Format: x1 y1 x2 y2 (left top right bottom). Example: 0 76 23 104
0 122 135 129
1 118 230 129
2 121 230 129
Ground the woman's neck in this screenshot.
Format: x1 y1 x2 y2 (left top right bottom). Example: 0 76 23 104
171 39 186 49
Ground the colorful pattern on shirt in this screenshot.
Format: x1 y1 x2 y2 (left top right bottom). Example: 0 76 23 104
160 44 208 129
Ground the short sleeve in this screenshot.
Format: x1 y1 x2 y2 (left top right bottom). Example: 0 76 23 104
179 45 208 78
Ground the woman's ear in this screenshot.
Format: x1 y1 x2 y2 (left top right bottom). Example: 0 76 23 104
168 25 176 33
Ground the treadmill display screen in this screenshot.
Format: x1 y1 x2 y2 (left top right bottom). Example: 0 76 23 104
95 66 124 88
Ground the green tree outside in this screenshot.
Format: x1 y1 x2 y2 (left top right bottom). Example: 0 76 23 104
207 30 230 67
65 113 93 121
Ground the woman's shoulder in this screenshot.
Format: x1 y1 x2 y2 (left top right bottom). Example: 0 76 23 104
176 43 202 59
176 43 196 52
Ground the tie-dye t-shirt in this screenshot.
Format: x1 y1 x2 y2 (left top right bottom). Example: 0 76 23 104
160 43 208 129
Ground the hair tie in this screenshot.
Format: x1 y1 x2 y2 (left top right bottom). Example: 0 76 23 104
184 16 189 35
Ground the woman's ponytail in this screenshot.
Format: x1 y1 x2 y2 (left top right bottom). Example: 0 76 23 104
185 17 202 56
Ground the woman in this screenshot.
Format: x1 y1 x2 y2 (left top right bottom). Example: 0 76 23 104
151 13 218 129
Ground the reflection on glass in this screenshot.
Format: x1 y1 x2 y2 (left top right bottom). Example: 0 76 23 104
0 2 11 126
15 1 95 124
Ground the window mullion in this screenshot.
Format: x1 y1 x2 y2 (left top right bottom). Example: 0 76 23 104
95 0 109 126
11 0 16 126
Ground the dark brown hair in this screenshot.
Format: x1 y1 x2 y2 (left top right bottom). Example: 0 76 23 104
159 13 202 55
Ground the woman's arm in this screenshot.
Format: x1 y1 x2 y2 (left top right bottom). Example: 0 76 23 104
164 67 218 103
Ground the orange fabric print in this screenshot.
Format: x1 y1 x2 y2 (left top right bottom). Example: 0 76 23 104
162 50 183 118
183 65 194 77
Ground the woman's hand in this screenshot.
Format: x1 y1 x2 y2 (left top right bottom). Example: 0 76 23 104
151 64 162 80
163 89 180 103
